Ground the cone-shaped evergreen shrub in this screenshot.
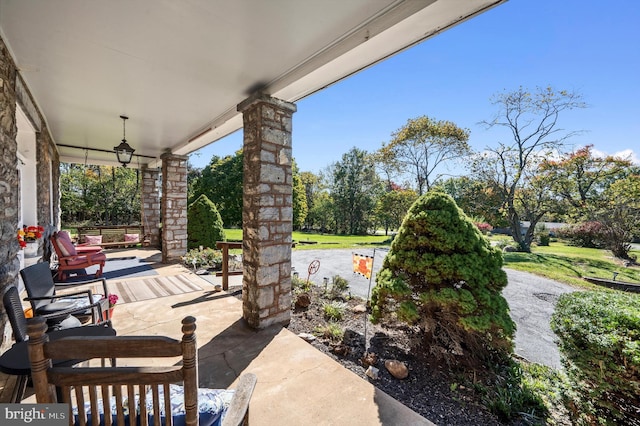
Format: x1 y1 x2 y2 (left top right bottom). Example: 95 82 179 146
371 192 514 366
187 194 226 250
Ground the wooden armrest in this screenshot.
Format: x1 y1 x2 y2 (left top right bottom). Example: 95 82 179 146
222 373 257 426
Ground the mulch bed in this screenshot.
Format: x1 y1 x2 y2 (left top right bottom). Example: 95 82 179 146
282 286 512 425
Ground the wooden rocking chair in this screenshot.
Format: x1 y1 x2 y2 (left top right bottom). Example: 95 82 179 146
27 316 256 426
51 231 107 282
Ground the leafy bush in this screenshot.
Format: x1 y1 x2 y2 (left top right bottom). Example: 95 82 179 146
323 301 347 321
292 274 311 293
182 247 222 269
475 222 493 235
371 192 514 367
551 291 640 424
556 221 605 248
314 322 344 341
187 194 226 250
535 224 550 246
329 275 349 298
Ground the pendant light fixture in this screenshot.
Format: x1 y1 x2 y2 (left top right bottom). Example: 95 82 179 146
113 115 135 167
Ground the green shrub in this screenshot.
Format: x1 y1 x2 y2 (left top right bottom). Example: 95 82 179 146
551 291 640 424
323 301 347 321
329 275 349 297
182 247 223 269
314 322 345 341
187 194 225 250
371 192 514 367
292 274 311 293
556 221 606 248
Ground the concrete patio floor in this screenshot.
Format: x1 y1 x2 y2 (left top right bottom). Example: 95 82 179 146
18 248 432 425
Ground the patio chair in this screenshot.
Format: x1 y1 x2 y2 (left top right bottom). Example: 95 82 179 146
51 231 107 281
27 316 257 426
20 262 108 325
58 229 104 255
1 285 115 403
4 285 82 342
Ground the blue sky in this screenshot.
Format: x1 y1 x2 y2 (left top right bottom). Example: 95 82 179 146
189 0 640 174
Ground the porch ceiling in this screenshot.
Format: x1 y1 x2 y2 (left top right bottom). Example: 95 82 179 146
0 0 504 168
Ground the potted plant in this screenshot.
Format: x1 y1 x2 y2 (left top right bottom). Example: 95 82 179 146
17 225 44 257
107 293 119 319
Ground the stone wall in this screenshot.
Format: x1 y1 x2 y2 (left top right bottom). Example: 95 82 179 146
161 153 188 262
141 166 162 248
0 36 20 349
0 35 59 350
238 94 296 329
36 124 60 261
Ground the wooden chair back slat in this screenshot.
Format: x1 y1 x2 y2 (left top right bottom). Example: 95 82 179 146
114 386 125 425
44 336 182 359
101 386 112 426
163 383 173 426
139 384 148 426
151 386 161 426
126 385 136 425
75 386 86 426
88 386 99 426
48 367 184 386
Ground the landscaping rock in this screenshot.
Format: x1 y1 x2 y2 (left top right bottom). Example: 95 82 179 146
298 333 316 342
295 292 311 308
384 359 409 379
352 304 367 313
365 366 379 380
361 352 378 368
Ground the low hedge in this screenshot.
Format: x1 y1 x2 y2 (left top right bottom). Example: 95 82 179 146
551 291 640 424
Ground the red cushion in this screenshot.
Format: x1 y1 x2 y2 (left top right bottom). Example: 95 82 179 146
124 233 139 242
84 235 103 245
55 232 77 257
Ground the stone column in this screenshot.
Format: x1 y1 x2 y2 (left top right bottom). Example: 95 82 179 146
237 94 296 329
141 165 161 248
161 153 188 263
0 36 19 350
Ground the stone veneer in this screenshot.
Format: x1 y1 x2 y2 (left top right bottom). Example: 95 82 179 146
0 36 59 349
161 153 188 262
238 94 296 329
0 37 20 350
141 165 161 248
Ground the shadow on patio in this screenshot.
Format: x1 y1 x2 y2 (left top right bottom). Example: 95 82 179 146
20 248 432 425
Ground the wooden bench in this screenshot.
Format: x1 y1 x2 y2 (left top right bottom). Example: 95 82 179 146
78 225 145 248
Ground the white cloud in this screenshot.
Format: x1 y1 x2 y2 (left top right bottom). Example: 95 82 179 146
587 147 639 165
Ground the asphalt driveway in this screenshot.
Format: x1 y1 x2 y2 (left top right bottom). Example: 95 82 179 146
291 248 575 369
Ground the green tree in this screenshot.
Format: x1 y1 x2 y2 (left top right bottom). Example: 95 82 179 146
378 116 470 195
540 145 633 222
307 191 335 233
60 163 140 225
292 165 308 230
595 174 640 259
187 194 226 250
371 192 514 367
436 176 507 228
471 86 586 252
373 187 417 235
299 171 322 230
191 151 243 227
329 148 381 235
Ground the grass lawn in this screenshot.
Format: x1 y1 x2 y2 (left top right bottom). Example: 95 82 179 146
224 229 392 249
225 229 640 289
501 240 640 289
